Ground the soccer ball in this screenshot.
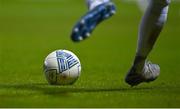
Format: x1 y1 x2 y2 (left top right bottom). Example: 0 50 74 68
43 50 81 85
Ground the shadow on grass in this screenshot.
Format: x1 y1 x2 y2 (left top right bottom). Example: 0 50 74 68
0 83 155 96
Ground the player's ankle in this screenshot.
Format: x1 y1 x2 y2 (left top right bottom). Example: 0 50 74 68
86 0 110 10
132 55 146 74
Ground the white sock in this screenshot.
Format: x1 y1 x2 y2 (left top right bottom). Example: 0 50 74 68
133 0 170 71
136 0 170 58
86 0 110 10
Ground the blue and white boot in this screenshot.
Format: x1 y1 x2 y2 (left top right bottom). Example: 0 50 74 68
71 0 116 42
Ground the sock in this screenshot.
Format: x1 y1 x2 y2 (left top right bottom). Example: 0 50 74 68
134 0 170 71
86 0 110 10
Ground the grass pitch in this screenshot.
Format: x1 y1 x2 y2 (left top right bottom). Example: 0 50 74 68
0 0 180 107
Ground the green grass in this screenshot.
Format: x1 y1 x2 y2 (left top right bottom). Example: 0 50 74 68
0 0 180 107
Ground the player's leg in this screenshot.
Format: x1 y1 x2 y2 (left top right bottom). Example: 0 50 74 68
125 0 170 86
71 0 116 42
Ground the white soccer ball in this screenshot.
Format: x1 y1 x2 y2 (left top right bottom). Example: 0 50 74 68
43 50 81 85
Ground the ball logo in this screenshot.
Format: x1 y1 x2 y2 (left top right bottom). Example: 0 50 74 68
56 51 79 73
